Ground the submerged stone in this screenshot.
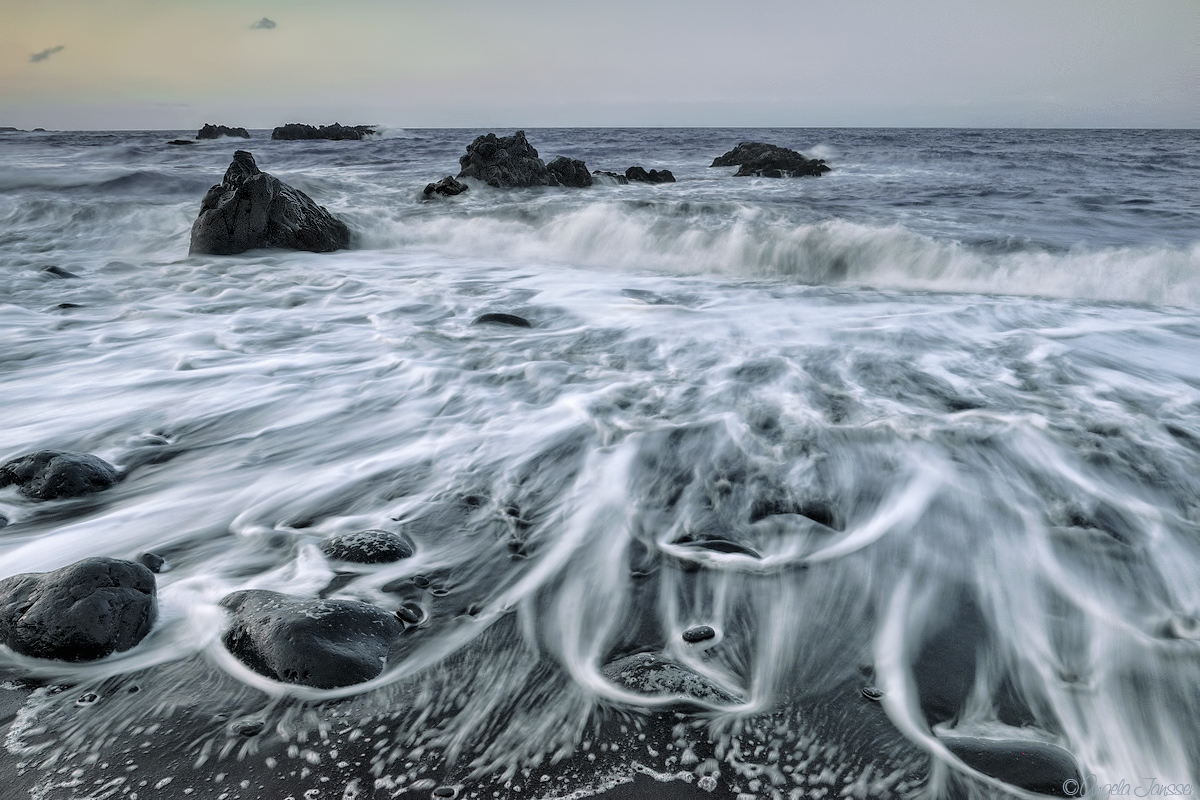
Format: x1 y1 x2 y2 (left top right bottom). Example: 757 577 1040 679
942 735 1080 796
0 450 118 501
625 166 676 184
423 175 469 197
602 652 741 708
473 313 532 328
318 529 415 564
220 590 402 688
0 557 157 661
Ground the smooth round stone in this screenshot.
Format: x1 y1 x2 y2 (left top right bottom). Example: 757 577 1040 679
682 625 716 643
0 450 118 501
861 686 884 701
231 719 265 737
318 529 415 564
472 312 532 328
396 603 424 626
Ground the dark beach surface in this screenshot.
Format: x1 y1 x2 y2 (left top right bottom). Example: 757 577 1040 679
1 127 1199 798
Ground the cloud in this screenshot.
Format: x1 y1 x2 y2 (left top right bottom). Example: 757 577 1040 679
250 17 276 30
30 46 65 63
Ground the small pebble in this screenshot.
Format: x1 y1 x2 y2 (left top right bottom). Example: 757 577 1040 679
432 787 457 798
682 625 716 643
231 719 265 736
76 693 100 706
861 686 884 701
412 575 431 589
138 552 166 573
397 604 423 626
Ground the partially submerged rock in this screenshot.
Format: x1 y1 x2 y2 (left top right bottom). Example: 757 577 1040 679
423 175 469 197
167 139 196 146
0 557 157 661
546 156 593 188
625 166 676 184
319 530 415 564
457 131 556 188
197 124 250 140
220 590 403 688
0 450 118 500
601 652 741 708
473 313 532 328
188 150 350 256
942 735 1080 796
711 141 830 177
271 123 376 141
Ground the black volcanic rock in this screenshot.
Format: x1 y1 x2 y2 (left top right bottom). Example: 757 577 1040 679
271 123 375 141
601 652 741 708
711 141 830 177
456 131 556 188
473 313 532 328
0 450 118 500
188 150 350 256
942 735 1081 796
220 590 402 688
625 166 676 184
0 557 157 661
546 156 593 187
319 530 415 564
167 139 196 146
423 176 469 197
197 124 250 140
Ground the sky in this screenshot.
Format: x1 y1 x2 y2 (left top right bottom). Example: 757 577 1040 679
1 0 1197 130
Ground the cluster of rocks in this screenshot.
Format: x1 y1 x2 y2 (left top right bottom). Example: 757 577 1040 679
188 150 350 256
711 141 830 178
0 448 421 689
181 132 832 257
197 124 250 140
271 122 376 141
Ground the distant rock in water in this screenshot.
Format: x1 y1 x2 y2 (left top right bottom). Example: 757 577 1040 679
271 122 376 141
423 175 469 197
197 124 250 140
319 529 415 563
592 170 629 185
457 130 556 188
0 450 118 500
711 141 830 177
188 150 350 256
220 590 403 688
167 139 196 146
473 312 532 328
546 156 593 187
0 557 157 661
625 166 676 184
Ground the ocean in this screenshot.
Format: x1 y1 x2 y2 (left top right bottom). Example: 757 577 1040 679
1 127 1199 799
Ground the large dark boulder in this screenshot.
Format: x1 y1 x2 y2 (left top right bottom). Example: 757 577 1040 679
0 557 157 661
423 176 469 197
220 590 403 688
188 150 350 256
319 530 415 564
0 450 118 500
546 156 593 187
942 735 1080 796
710 141 830 177
197 124 250 140
271 123 375 141
625 166 676 184
456 131 556 188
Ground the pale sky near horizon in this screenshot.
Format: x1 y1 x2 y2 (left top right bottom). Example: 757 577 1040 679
1 0 1197 130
